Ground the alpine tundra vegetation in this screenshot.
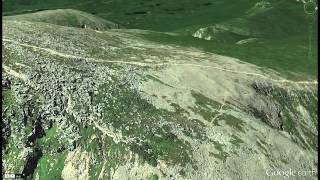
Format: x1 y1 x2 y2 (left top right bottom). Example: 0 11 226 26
2 0 318 179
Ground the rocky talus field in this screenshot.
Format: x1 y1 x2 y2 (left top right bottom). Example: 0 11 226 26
2 0 318 179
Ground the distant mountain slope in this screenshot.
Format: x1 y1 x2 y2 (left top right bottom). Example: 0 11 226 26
139 1 318 79
3 9 118 30
3 0 256 31
2 19 317 180
192 1 312 42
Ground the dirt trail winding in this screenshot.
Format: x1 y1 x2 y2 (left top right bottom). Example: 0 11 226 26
3 38 317 86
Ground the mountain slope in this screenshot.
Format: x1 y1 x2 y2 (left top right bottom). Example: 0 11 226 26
2 19 318 180
3 9 118 30
3 1 317 78
3 0 256 31
192 1 311 40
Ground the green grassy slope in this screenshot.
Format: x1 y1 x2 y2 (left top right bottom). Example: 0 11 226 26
142 30 317 79
142 1 318 79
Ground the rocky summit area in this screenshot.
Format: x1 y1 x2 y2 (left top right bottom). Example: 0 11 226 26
2 0 318 180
